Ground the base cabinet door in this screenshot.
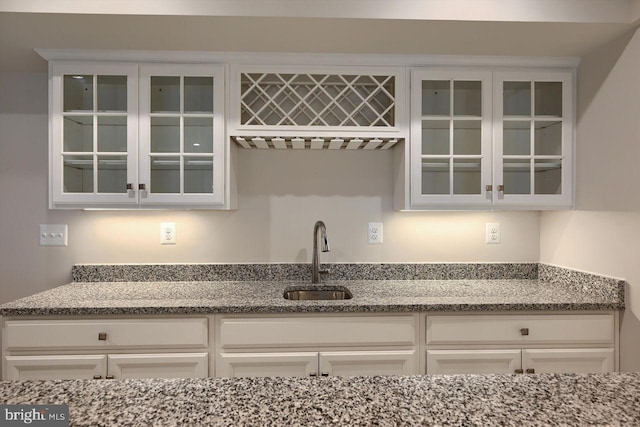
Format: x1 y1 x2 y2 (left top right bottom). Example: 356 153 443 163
522 349 614 374
217 352 318 378
108 353 208 379
320 351 416 376
426 349 521 375
5 355 106 380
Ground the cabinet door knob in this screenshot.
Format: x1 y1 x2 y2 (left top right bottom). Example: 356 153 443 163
498 185 505 192
98 332 107 341
520 328 529 336
309 372 317 377
485 185 493 192
514 369 524 374
93 375 103 380
105 375 115 379
321 372 329 377
526 368 535 374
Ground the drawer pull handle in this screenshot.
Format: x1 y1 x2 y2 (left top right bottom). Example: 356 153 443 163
309 372 317 377
98 332 107 341
105 375 115 380
93 375 102 380
514 369 524 374
526 368 535 374
520 328 529 336
321 372 329 377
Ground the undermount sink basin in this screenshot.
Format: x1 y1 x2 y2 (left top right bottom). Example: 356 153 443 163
283 285 353 301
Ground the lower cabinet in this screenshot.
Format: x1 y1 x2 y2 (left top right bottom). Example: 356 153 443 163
5 353 208 380
218 350 416 378
215 314 419 378
426 348 614 375
425 313 617 375
2 317 210 380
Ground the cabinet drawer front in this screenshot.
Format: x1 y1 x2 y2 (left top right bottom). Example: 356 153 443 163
320 350 417 376
522 348 615 374
219 316 416 349
108 353 208 379
217 352 319 378
5 318 208 350
5 355 106 380
426 349 521 375
427 314 614 346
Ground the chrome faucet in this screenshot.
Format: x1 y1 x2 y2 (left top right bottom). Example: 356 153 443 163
312 220 330 284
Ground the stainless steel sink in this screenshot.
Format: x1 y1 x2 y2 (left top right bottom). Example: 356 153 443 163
283 286 352 301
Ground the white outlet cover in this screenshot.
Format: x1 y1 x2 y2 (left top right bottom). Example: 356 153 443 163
39 224 68 247
161 222 176 245
485 222 501 244
368 222 383 244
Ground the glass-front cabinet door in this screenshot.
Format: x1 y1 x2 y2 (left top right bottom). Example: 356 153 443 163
493 71 573 208
410 69 492 208
50 62 138 207
138 64 225 207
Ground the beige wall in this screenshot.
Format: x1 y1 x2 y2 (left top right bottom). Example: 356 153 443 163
540 28 640 371
0 71 540 304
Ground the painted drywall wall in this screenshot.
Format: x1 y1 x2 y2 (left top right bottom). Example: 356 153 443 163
540 28 640 371
0 71 540 304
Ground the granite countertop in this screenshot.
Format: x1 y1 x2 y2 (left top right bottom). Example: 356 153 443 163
0 278 623 316
1 372 639 426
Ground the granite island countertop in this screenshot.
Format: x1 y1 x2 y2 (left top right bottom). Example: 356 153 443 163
0 278 624 316
1 372 639 426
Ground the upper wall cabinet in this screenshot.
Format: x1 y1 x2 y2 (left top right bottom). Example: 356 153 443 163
410 69 493 208
493 71 573 209
407 67 573 210
49 62 226 209
228 65 407 149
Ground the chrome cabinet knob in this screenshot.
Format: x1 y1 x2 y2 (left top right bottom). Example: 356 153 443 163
520 328 529 336
98 332 107 341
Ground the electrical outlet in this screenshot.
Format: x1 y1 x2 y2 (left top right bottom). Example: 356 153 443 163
486 222 501 244
368 222 383 244
161 222 176 245
39 224 68 247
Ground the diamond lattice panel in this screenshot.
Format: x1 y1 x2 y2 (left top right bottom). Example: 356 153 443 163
240 73 396 128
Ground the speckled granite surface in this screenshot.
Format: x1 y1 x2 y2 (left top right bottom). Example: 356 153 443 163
71 262 539 282
0 263 624 316
0 277 624 316
1 373 639 426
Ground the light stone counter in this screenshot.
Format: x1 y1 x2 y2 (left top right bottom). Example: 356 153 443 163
0 263 624 316
1 373 639 426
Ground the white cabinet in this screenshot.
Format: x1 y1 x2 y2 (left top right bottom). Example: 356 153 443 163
427 348 614 375
227 65 406 150
215 314 419 378
49 61 226 209
493 71 573 209
5 355 106 380
2 318 209 380
407 67 574 210
425 313 616 375
6 353 208 380
218 350 415 378
410 69 493 208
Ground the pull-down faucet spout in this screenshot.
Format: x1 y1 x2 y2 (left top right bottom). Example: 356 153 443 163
312 221 330 284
